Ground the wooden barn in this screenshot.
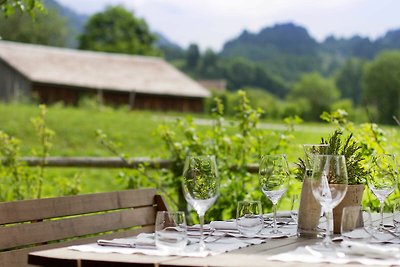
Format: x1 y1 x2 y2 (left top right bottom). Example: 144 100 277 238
0 41 210 112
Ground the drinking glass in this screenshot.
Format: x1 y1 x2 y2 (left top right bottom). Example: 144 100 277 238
259 154 290 234
155 211 188 252
236 200 263 236
310 154 348 249
368 153 398 231
182 155 220 251
341 206 373 242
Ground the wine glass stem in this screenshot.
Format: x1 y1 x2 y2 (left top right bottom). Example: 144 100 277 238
323 208 333 246
199 214 206 251
273 203 277 233
379 201 384 231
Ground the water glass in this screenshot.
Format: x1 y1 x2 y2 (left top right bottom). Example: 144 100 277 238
155 211 188 252
236 200 263 236
341 206 373 242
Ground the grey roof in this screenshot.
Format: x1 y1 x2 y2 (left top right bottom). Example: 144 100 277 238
0 41 210 98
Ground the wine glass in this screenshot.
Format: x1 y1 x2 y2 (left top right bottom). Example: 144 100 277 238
310 155 348 249
368 153 398 232
259 154 290 234
303 144 329 172
182 155 220 251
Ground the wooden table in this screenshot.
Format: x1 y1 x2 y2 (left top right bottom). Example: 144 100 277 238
27 235 372 267
28 214 393 267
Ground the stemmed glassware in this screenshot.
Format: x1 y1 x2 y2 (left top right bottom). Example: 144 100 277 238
259 154 290 234
310 155 348 249
367 153 398 231
182 155 220 251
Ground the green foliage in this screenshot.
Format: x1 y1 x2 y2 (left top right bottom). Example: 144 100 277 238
79 5 160 56
158 90 295 221
321 130 369 185
335 58 366 105
363 50 400 124
0 5 69 47
0 104 81 201
288 72 340 121
31 104 55 198
0 0 43 17
320 109 400 212
0 131 33 200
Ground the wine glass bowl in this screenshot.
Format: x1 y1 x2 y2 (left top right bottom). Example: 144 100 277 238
182 155 220 251
310 154 348 249
259 154 290 234
368 153 398 231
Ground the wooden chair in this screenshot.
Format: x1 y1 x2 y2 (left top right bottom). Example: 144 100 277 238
0 188 168 267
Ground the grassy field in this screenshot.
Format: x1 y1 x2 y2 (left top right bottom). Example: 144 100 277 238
0 103 398 198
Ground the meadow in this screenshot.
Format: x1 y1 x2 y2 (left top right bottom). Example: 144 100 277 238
1 102 399 217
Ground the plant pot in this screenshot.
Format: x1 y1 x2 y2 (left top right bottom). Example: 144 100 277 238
333 184 365 234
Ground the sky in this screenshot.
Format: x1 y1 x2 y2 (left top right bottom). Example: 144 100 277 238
56 0 400 52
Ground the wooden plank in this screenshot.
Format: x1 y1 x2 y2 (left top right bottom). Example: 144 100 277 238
154 194 170 212
0 206 156 249
0 188 156 224
15 157 173 169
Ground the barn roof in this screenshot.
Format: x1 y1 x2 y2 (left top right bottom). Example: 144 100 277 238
0 41 210 98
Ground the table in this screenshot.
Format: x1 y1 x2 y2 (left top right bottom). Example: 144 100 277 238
28 214 394 267
28 236 322 267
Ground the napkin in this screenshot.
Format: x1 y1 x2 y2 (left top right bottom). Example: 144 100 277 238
97 233 155 248
340 240 400 259
70 235 265 258
268 244 400 265
209 221 238 231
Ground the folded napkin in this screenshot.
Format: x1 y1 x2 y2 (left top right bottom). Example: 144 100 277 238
97 233 155 248
264 211 292 219
340 241 400 259
208 220 297 239
70 235 265 258
209 221 238 231
268 242 400 266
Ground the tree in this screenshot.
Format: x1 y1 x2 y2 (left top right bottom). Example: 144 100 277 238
363 51 400 124
335 58 365 105
288 72 340 121
0 6 69 47
0 0 43 16
185 43 200 70
79 5 160 56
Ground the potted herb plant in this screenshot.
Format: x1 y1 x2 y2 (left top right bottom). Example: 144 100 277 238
296 129 369 234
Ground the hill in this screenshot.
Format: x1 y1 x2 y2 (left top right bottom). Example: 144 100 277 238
220 22 400 82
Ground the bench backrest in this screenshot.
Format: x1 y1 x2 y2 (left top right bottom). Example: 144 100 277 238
0 188 168 266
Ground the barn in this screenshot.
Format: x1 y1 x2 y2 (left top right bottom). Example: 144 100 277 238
0 41 210 112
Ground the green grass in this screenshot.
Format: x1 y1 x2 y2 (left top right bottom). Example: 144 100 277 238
1 102 397 198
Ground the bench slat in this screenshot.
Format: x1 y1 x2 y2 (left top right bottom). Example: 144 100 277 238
0 205 156 249
0 188 157 224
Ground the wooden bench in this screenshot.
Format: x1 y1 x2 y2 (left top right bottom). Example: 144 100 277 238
0 188 168 267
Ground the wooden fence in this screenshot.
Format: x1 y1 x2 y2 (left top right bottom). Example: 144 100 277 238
1 157 259 173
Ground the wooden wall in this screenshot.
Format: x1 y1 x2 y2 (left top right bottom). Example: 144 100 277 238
0 60 31 102
32 85 204 113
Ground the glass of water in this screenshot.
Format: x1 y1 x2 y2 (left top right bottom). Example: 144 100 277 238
155 211 188 252
236 200 263 236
